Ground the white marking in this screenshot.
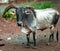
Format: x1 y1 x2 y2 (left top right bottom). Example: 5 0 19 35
7 37 11 40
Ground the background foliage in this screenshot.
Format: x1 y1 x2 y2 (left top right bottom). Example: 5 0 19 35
20 1 53 9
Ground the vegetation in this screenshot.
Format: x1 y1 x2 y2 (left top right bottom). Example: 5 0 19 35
20 1 54 9
3 9 16 22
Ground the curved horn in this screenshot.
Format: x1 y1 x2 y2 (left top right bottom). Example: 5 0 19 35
2 4 18 17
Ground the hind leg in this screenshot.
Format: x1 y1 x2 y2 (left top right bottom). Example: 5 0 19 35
49 25 54 42
49 33 54 42
47 25 54 45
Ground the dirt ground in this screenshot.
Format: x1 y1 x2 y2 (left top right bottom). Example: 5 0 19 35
0 5 60 51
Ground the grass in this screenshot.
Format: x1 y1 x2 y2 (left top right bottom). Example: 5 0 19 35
20 1 54 9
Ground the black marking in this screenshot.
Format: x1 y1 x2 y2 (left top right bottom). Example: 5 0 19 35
0 39 3 41
52 14 59 26
0 44 5 46
33 32 36 46
56 29 59 42
44 35 46 37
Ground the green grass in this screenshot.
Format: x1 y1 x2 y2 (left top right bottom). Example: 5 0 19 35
20 1 54 9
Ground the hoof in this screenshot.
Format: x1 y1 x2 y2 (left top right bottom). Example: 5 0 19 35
0 39 3 41
23 44 30 48
46 43 50 46
31 45 37 49
24 46 30 48
32 46 37 49
0 44 5 46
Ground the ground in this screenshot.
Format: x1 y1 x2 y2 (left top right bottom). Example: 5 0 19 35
0 5 60 51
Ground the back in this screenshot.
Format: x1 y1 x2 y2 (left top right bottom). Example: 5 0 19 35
35 8 59 29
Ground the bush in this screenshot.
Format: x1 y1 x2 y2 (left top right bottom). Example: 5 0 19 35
20 1 54 9
39 1 54 9
3 9 16 21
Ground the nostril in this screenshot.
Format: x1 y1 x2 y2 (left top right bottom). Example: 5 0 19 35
17 23 21 26
17 21 22 24
17 22 22 26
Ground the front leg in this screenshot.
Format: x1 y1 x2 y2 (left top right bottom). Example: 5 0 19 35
26 34 30 47
32 32 37 48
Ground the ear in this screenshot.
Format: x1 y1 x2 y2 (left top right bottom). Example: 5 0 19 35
25 6 34 10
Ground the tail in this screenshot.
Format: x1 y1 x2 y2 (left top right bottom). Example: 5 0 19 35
56 29 59 42
2 4 18 18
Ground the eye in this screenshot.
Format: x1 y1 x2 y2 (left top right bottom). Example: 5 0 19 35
11 11 16 15
25 10 31 14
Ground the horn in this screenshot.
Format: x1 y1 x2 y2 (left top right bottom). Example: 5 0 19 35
2 4 18 17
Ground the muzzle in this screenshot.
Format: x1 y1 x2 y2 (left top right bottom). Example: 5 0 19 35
17 21 22 26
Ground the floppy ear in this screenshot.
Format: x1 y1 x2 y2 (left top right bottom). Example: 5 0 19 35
25 6 34 10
